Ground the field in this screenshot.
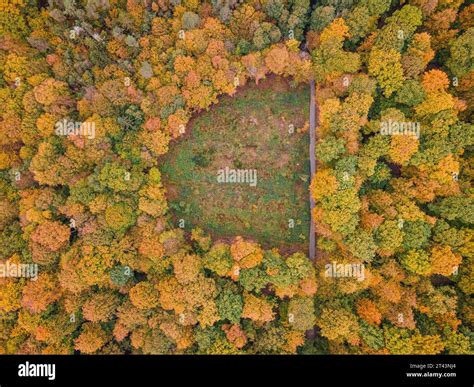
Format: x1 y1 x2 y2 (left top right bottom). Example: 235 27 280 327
161 77 310 252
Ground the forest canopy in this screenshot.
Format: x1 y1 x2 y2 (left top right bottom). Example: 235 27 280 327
0 0 472 355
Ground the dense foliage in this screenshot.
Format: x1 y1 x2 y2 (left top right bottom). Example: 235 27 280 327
0 0 472 354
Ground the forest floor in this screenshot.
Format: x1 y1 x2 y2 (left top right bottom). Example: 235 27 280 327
160 76 311 254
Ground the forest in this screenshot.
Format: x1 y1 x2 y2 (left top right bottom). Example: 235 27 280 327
0 0 472 355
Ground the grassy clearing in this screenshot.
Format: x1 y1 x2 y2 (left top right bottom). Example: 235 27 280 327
161 77 310 253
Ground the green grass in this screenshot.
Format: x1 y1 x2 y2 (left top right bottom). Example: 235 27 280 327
160 78 310 252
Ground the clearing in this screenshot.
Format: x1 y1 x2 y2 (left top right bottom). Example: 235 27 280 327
160 76 310 253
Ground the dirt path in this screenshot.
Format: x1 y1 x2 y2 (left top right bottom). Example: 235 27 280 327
309 80 316 260
308 80 322 261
